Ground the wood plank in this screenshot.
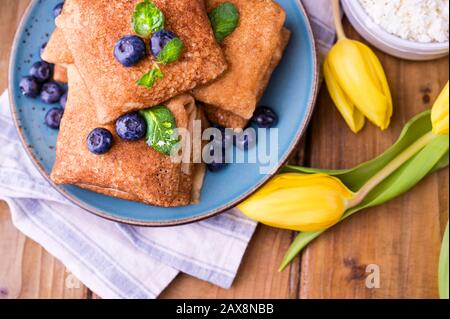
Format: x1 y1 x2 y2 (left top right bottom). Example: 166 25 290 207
298 21 449 299
0 0 89 299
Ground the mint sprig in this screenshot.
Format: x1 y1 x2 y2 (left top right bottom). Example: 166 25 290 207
209 3 240 43
136 65 164 88
157 37 184 64
139 106 179 155
132 0 165 38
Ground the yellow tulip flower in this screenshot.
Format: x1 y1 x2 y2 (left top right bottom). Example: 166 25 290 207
238 173 355 232
325 0 393 133
431 81 449 135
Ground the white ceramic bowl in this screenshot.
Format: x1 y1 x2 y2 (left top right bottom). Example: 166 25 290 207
342 0 449 61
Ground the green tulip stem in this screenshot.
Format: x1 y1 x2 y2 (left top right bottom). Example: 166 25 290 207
348 131 436 208
332 0 346 41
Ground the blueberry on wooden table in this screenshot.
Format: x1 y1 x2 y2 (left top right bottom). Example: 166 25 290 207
251 106 278 128
115 112 147 141
114 35 147 67
40 82 63 104
19 76 40 98
30 61 52 83
45 107 64 129
87 128 114 155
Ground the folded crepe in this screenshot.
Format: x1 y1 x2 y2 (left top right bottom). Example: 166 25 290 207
53 64 68 83
193 0 290 123
53 0 227 124
51 66 205 207
203 27 290 128
203 104 249 129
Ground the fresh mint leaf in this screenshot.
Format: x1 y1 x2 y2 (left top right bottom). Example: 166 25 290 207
139 106 179 155
132 0 165 38
157 37 184 64
209 3 239 43
136 66 164 88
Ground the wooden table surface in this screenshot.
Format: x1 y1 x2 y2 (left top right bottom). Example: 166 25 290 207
0 0 448 299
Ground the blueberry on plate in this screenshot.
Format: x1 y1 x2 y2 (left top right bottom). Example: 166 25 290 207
115 112 147 141
114 35 146 67
235 129 257 150
59 92 68 109
210 124 233 149
19 76 40 98
45 107 64 129
87 128 114 155
206 144 228 172
30 61 52 83
251 106 278 128
40 42 47 57
150 30 177 57
40 81 63 104
53 2 64 18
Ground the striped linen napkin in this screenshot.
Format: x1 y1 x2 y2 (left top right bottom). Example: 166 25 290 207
0 0 335 299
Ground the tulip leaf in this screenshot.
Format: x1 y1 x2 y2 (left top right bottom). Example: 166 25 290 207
283 111 435 191
439 222 449 299
280 110 449 271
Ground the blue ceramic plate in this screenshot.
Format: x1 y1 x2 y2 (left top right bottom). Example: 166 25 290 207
9 0 318 226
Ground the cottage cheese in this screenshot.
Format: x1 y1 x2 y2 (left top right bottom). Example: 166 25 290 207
359 0 449 43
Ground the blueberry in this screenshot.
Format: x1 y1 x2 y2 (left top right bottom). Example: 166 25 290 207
53 2 64 18
207 161 228 172
59 92 68 109
30 61 52 82
87 128 114 155
114 35 146 67
206 144 228 172
150 30 177 57
45 107 64 129
251 106 278 128
210 124 233 149
115 112 146 141
40 81 63 104
235 129 257 150
19 76 40 98
40 42 47 57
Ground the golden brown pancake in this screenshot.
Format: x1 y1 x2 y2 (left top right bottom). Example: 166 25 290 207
43 0 290 129
41 27 74 65
53 65 68 83
55 0 227 124
193 0 289 120
203 104 249 129
203 28 290 128
51 66 204 207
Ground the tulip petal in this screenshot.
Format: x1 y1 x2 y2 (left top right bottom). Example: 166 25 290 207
432 82 449 135
238 173 354 232
327 39 392 130
354 41 393 129
324 58 366 133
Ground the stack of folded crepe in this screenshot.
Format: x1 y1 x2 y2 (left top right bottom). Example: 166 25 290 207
43 0 290 208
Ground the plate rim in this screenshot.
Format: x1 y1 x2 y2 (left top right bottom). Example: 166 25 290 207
8 0 319 227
